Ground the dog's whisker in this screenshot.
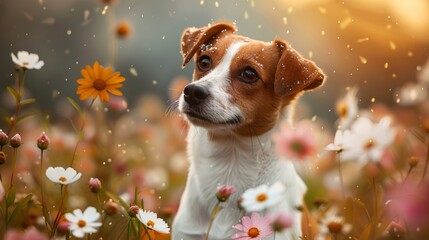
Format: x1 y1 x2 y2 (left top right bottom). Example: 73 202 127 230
166 100 179 116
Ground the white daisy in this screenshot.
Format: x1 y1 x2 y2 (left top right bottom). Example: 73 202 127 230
336 87 359 129
341 117 395 165
240 182 285 212
318 207 352 237
324 129 353 153
136 209 170 234
65 206 102 238
45 167 82 185
11 51 44 70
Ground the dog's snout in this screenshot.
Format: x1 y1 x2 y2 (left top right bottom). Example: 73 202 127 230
183 84 210 105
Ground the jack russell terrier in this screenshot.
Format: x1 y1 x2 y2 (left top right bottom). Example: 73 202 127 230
172 22 325 239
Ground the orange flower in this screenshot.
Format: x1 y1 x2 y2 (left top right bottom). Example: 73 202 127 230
76 61 125 102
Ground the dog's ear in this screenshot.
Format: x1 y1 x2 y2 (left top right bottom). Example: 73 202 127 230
180 22 237 68
273 39 325 97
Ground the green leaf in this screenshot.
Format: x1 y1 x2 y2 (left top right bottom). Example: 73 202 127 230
6 186 16 207
67 97 83 116
6 86 21 103
16 113 34 125
8 194 33 223
20 98 36 106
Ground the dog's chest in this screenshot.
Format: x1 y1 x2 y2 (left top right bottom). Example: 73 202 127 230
187 126 274 203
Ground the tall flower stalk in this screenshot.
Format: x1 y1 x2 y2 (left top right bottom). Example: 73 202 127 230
205 185 236 239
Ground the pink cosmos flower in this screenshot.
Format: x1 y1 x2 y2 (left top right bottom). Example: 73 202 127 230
232 212 273 240
272 121 317 161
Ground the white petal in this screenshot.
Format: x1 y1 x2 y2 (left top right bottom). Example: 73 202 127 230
17 51 29 61
34 60 44 69
65 213 79 223
71 228 85 238
333 130 343 145
11 53 20 65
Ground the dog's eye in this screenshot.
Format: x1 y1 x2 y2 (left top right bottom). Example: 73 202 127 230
240 67 259 83
197 55 212 71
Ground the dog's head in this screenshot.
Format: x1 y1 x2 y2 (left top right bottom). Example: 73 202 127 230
178 22 325 136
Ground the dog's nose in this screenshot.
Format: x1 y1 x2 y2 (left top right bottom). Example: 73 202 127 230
183 84 210 106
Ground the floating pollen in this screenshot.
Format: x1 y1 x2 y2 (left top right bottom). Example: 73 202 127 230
102 5 109 15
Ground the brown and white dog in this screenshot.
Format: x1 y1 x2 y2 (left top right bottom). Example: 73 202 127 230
172 22 325 239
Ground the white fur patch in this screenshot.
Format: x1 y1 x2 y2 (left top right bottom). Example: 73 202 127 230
179 42 246 128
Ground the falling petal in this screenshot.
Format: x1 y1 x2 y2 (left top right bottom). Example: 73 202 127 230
129 67 138 77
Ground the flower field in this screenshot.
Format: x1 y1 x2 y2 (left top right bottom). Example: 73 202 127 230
1 0 429 239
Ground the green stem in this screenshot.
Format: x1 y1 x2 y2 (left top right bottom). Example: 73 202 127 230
9 148 17 190
40 149 51 234
337 151 346 200
142 224 152 240
19 69 27 97
70 99 95 167
205 201 221 240
7 70 26 135
51 185 68 238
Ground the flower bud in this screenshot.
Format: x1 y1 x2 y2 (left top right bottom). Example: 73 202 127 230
57 219 70 234
89 177 102 193
0 130 8 147
408 156 419 168
10 134 21 148
0 151 6 165
105 201 120 215
272 212 294 232
128 205 140 217
216 185 236 202
37 132 50 150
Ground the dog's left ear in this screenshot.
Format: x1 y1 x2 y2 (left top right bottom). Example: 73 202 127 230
273 39 325 97
180 22 237 68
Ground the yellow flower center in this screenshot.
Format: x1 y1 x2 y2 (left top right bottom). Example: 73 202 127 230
336 102 348 117
22 62 29 66
59 177 67 182
364 139 375 150
248 227 260 238
147 220 155 228
327 221 343 234
93 79 107 91
256 193 267 202
78 220 87 228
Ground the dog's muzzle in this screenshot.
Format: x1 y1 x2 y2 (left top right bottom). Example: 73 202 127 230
183 84 210 106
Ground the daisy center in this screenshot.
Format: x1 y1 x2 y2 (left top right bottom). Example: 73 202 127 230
93 79 107 91
363 139 375 150
256 193 267 202
78 220 87 228
22 62 29 66
336 102 348 117
327 221 343 234
248 227 260 238
59 177 67 182
147 220 155 228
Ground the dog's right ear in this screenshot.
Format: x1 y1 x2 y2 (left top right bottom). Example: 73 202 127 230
180 22 237 68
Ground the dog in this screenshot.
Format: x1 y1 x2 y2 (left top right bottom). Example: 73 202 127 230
172 22 325 239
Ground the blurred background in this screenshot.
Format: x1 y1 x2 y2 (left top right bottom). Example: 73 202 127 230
0 1 429 238
1 0 428 122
